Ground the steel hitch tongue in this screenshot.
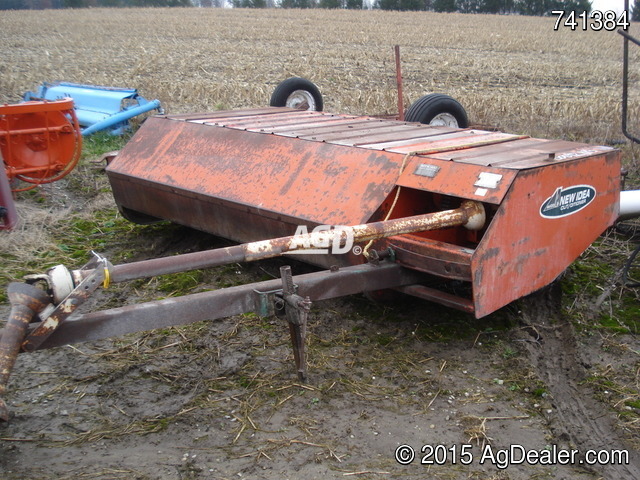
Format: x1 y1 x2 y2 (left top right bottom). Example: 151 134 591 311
275 266 311 382
0 283 51 422
0 201 485 417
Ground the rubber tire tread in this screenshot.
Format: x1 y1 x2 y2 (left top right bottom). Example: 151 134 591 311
404 93 468 128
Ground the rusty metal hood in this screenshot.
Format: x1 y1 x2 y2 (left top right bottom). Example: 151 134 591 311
107 109 408 227
107 107 615 228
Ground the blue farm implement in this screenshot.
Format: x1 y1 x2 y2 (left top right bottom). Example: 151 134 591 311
24 82 162 136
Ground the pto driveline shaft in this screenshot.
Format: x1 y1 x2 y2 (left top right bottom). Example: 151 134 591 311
83 201 484 284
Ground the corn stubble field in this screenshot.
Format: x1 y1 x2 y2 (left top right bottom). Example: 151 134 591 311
1 8 639 142
2 7 640 480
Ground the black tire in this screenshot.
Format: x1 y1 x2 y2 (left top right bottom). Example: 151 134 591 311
404 93 468 128
269 77 323 111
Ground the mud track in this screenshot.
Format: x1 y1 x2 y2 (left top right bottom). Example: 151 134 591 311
521 284 640 480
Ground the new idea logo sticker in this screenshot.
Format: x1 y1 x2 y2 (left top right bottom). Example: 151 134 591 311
540 185 596 219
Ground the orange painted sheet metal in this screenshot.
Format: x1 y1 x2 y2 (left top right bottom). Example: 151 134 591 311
427 137 557 165
188 109 332 128
349 128 460 146
299 124 414 143
165 108 617 171
320 127 461 147
107 107 623 318
183 109 460 146
215 112 333 129
1 98 82 191
396 156 517 205
251 117 381 135
344 129 460 147
471 149 621 318
266 117 374 135
107 115 403 227
388 234 475 282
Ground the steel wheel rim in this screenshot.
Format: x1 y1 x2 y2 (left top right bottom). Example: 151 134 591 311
286 90 316 110
429 112 459 127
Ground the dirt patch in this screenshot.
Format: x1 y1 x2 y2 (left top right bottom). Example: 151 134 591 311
1 218 638 479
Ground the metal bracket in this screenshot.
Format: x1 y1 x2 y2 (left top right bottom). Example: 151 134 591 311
367 247 396 265
253 287 283 318
22 252 111 352
253 280 302 318
279 266 311 382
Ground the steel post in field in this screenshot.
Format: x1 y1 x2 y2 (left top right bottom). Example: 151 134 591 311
0 152 18 231
395 45 404 121
280 265 311 382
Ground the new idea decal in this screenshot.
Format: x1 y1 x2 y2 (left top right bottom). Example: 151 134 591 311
540 185 596 219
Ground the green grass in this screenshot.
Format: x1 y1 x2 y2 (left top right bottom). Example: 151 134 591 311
155 270 206 296
80 131 131 161
561 258 615 298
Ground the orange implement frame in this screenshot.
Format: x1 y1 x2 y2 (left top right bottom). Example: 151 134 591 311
107 108 622 318
0 99 82 192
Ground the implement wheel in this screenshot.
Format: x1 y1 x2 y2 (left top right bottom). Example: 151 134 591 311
270 77 323 111
405 93 468 128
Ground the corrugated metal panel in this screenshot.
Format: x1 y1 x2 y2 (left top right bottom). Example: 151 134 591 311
170 108 617 170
